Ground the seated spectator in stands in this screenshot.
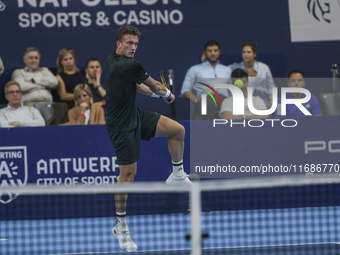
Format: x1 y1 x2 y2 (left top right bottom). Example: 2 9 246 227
56 48 86 109
220 68 268 120
276 70 321 117
0 56 4 76
181 40 231 104
85 57 106 106
228 42 275 109
0 81 45 127
180 40 231 119
11 47 58 105
68 84 105 125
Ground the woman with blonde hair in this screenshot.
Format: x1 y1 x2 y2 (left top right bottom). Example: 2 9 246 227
68 84 105 125
56 48 86 109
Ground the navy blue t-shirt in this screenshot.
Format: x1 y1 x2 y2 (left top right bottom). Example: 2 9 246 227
276 93 321 117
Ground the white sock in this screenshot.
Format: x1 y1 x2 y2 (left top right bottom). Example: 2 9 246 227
116 212 128 231
172 160 185 178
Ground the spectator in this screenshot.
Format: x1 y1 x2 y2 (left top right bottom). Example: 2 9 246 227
0 81 45 127
85 57 106 106
0 56 4 76
56 48 86 109
229 42 275 109
220 68 268 120
68 84 105 125
276 69 321 117
11 47 58 105
180 40 231 119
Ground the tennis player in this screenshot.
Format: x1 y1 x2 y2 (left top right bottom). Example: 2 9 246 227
105 25 191 252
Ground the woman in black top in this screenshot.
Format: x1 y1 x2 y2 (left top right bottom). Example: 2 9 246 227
56 48 86 109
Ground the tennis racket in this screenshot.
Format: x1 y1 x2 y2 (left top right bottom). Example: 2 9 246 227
159 70 172 103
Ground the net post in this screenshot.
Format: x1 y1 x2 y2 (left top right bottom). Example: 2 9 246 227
190 183 202 255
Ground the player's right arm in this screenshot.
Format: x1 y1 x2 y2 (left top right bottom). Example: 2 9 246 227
136 83 153 96
143 76 175 102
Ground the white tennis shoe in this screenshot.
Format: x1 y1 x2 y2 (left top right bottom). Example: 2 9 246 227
166 172 192 184
112 222 137 252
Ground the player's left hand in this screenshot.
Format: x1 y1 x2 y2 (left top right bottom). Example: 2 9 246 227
163 93 175 104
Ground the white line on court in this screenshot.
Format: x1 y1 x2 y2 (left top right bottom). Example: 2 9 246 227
50 242 340 255
51 248 191 255
203 242 340 250
0 239 8 241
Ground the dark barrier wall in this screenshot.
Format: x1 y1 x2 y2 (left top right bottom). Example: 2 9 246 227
1 118 340 218
1 118 339 191
0 124 184 187
1 1 340 120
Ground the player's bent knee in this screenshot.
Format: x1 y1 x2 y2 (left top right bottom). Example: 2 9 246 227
175 123 185 139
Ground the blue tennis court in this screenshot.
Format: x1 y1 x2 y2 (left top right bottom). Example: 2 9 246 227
2 205 340 254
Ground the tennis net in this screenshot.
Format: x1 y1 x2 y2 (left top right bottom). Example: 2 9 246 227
1 175 340 255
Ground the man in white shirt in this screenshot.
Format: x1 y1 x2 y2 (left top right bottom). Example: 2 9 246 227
220 68 268 120
11 47 58 105
0 81 45 127
181 40 231 119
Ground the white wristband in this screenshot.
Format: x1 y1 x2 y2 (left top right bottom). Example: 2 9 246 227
151 93 160 98
161 89 171 98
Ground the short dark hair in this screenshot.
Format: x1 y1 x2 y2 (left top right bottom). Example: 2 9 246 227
86 57 101 68
288 69 305 78
231 68 248 79
204 40 220 51
242 42 258 54
116 26 141 42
